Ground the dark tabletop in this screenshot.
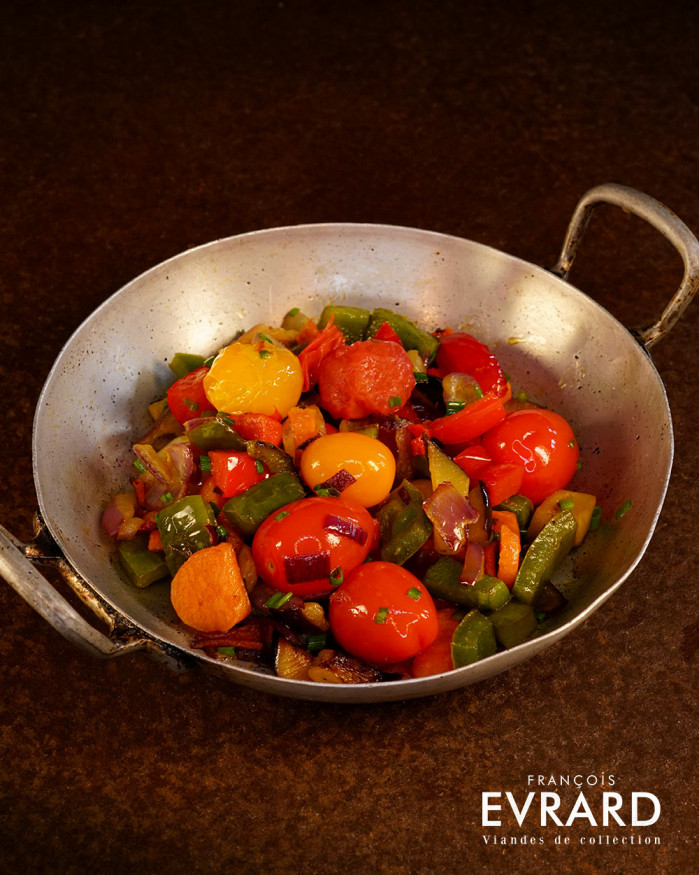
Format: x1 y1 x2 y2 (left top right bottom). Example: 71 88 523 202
1 2 697 873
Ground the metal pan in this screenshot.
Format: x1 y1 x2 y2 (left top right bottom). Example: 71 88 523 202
1 183 697 702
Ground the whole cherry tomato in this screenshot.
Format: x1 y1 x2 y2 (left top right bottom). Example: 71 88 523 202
329 562 439 664
434 331 509 398
251 496 376 597
481 408 579 505
317 339 416 420
299 431 396 508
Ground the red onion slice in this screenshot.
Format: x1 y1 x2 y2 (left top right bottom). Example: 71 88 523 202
460 542 484 585
284 551 332 584
322 514 368 545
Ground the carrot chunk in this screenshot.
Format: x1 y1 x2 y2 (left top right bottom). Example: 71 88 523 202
170 542 252 632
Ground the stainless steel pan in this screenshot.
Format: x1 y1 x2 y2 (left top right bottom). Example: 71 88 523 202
1 183 697 702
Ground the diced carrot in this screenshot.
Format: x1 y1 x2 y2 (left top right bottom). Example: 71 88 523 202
282 404 326 458
170 542 252 632
200 474 224 509
492 509 521 587
147 529 163 552
297 319 345 391
483 540 497 576
411 608 460 677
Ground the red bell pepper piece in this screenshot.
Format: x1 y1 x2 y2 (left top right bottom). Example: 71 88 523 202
166 366 211 425
453 444 492 478
480 462 524 507
209 450 268 498
434 331 509 398
228 412 283 447
427 395 506 445
373 320 404 345
297 319 345 391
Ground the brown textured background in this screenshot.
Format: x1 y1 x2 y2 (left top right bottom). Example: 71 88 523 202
1 2 697 873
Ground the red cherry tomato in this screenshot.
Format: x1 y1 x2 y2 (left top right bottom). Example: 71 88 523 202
434 331 509 398
166 366 211 425
329 562 439 664
317 339 416 420
251 496 376 598
481 408 579 505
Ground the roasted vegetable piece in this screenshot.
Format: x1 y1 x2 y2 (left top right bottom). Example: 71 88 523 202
169 352 207 379
451 608 497 667
166 366 212 425
423 556 473 605
426 438 470 499
156 495 217 575
223 471 307 538
512 509 577 604
318 304 371 343
307 648 384 684
427 394 507 445
489 600 538 648
527 489 597 546
117 537 169 588
185 416 247 451
494 493 535 532
170 542 251 632
462 574 512 611
275 638 313 680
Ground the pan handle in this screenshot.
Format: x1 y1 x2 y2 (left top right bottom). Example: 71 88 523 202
550 182 699 348
0 521 144 658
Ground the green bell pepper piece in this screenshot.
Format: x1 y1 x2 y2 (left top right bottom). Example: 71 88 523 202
367 308 440 363
490 600 538 648
378 480 432 566
318 305 371 343
423 556 469 604
185 416 247 451
451 609 497 667
156 495 217 575
494 494 535 532
463 574 512 611
512 509 577 605
223 471 306 538
118 537 170 588
169 352 207 379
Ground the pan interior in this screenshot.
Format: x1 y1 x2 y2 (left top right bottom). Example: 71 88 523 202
32 224 672 700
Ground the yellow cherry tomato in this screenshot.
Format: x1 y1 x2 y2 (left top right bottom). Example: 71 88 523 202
300 431 396 508
203 341 303 418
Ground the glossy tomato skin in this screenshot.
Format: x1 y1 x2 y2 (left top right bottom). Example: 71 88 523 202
299 431 396 508
166 366 211 425
329 562 439 664
481 408 579 505
317 339 416 420
251 496 376 598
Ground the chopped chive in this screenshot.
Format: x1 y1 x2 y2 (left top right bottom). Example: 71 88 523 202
314 485 340 497
274 510 290 521
258 332 275 344
414 371 429 383
389 395 402 408
407 586 421 600
221 414 236 427
161 492 174 504
559 497 575 511
615 499 632 520
474 385 484 399
255 459 265 474
307 632 327 652
265 591 293 610
445 401 466 414
216 525 229 540
259 349 272 359
183 397 199 411
217 646 237 657
133 458 147 474
200 455 211 473
589 506 603 530
204 355 216 368
374 607 390 624
568 439 576 448
330 567 344 587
